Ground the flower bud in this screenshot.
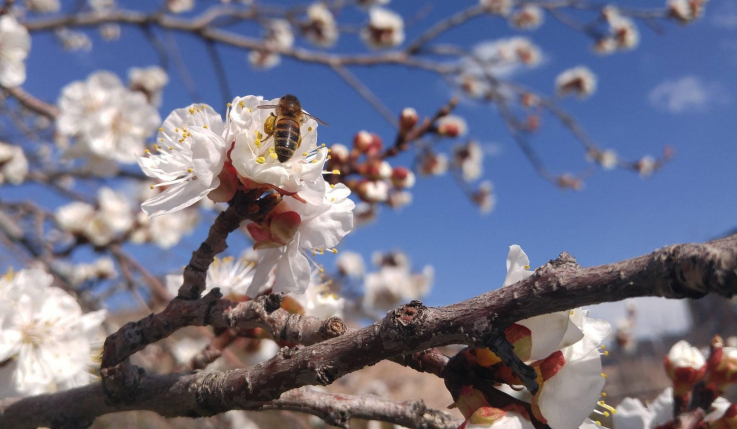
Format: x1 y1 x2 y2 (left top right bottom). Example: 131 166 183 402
419 152 449 176
336 251 365 277
664 340 706 395
387 190 412 209
637 156 656 178
400 107 418 130
707 337 737 391
330 143 350 163
436 115 468 137
357 180 389 203
391 167 416 189
361 159 392 180
353 130 374 152
520 92 539 108
455 386 491 419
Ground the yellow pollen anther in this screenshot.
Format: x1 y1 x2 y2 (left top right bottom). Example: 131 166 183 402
187 168 193 173
600 345 606 349
149 185 154 189
330 184 335 188
303 152 308 156
603 411 610 417
175 128 179 132
321 143 326 147
227 103 231 107
169 147 174 151
524 265 530 269
331 249 338 254
331 198 335 202
239 101 245 108
203 125 208 129
248 108 252 112
595 422 601 426
601 392 607 397
311 159 318 163
268 147 275 152
308 127 313 131
332 169 340 175
158 128 163 132
255 139 261 148
604 351 609 356
601 373 607 378
153 144 160 150
570 310 574 315
256 131 262 139
269 152 278 160
328 155 332 160
160 138 164 142
256 157 266 164
144 149 150 154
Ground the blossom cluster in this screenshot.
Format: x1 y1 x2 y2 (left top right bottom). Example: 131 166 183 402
454 245 612 429
57 70 166 176
0 268 106 398
139 95 355 296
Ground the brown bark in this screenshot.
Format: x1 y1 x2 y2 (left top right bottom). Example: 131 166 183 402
1 234 735 428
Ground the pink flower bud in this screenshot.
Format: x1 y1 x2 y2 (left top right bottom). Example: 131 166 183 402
664 340 706 394
353 130 374 152
419 152 448 176
329 143 350 163
436 115 468 137
400 107 418 130
391 167 416 189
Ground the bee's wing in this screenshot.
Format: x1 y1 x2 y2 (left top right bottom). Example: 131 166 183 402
302 111 329 127
256 105 280 109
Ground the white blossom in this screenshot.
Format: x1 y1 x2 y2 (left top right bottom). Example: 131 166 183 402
290 270 345 319
167 0 194 14
55 187 133 246
229 96 328 205
480 0 512 16
130 209 198 249
304 3 338 47
0 15 31 88
247 183 355 296
556 66 597 99
0 142 28 185
24 0 61 13
138 103 228 217
510 5 544 30
668 0 708 23
249 20 294 69
60 71 161 165
336 251 365 277
667 340 706 370
387 190 413 209
637 156 657 178
357 179 389 203
54 28 92 52
363 257 433 312
70 257 117 285
596 7 639 54
128 66 169 107
167 254 256 298
0 268 106 398
419 152 448 176
453 141 484 182
361 7 405 49
99 23 121 41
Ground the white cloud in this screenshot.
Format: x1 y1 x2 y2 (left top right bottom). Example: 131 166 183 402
587 297 692 340
648 76 731 113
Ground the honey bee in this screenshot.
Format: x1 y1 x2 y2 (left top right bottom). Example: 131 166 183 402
257 94 329 162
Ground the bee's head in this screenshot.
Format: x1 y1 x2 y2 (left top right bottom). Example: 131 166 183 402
277 94 302 116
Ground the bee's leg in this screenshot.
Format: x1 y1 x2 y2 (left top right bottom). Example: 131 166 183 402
297 134 302 149
262 113 276 142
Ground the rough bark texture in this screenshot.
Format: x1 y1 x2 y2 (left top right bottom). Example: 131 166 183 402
1 234 736 428
255 389 462 429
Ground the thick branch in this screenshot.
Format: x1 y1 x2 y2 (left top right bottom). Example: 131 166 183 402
2 235 736 428
255 389 462 429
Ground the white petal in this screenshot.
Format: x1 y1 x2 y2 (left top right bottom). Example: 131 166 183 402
247 248 282 298
141 180 212 217
503 245 533 286
273 239 310 294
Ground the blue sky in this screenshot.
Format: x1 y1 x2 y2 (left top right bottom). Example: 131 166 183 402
5 0 737 338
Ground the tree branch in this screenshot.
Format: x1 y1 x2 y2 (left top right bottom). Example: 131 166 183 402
2 234 735 428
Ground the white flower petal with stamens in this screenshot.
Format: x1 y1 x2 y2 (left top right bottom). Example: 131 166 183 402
0 268 106 397
248 184 355 297
139 104 227 217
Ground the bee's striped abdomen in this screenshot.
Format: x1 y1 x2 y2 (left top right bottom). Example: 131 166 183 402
274 118 301 162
